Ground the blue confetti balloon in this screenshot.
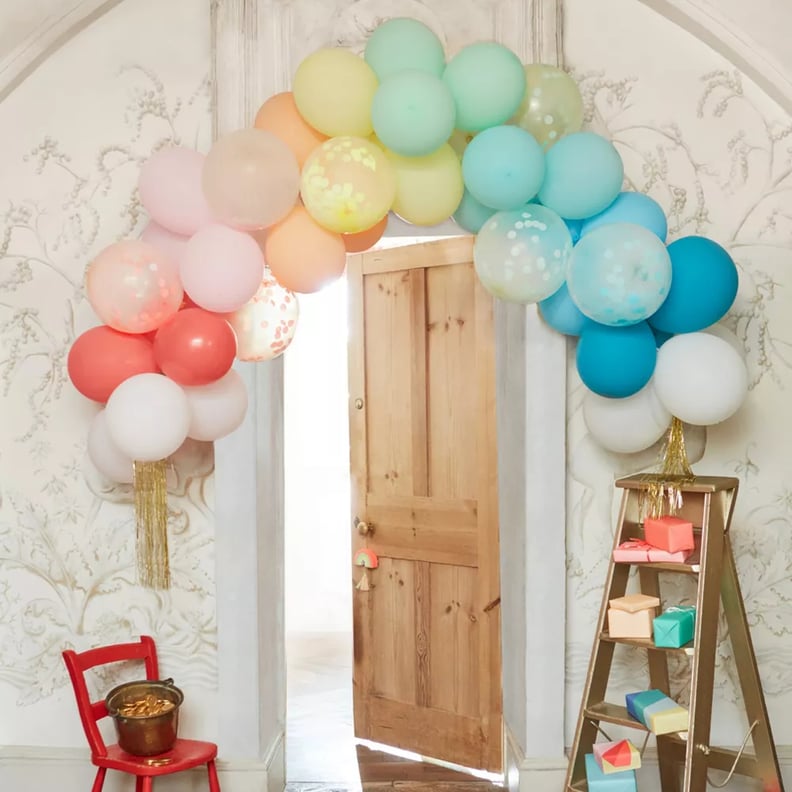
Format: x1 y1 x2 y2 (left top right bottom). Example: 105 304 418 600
580 191 668 241
577 321 657 398
454 189 495 233
567 223 672 326
538 282 590 336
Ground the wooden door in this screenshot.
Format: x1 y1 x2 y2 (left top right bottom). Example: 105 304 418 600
347 237 502 773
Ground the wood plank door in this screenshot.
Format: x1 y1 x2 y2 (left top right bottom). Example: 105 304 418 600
347 237 502 773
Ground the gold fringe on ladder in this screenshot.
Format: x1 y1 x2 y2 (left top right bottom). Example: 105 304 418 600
133 460 170 589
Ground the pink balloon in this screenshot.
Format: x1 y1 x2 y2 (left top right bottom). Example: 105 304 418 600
180 224 265 313
140 221 190 266
138 147 214 236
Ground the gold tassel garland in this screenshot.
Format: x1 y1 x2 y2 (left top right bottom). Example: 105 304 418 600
133 460 171 589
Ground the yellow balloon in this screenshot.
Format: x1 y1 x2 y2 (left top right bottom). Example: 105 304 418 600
512 64 583 149
385 144 464 226
301 137 396 233
293 48 378 137
448 129 477 159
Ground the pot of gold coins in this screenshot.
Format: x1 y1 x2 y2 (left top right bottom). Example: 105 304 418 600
105 678 183 756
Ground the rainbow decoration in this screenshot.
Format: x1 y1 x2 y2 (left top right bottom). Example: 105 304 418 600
354 548 379 569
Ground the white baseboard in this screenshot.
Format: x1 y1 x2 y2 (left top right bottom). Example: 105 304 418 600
0 731 284 792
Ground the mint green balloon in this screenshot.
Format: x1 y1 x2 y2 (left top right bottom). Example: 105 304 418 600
372 71 456 156
454 189 495 233
443 43 526 132
364 18 446 81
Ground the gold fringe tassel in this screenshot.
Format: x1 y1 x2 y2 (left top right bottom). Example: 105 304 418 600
133 460 170 589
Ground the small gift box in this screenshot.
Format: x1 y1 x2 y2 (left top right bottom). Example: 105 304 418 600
647 546 693 563
594 740 641 774
644 515 695 553
585 753 637 791
607 593 660 639
626 688 667 725
653 606 696 648
643 696 689 734
613 539 651 563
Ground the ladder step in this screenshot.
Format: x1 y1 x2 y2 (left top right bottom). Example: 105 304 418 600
584 702 648 731
568 782 587 791
600 632 695 655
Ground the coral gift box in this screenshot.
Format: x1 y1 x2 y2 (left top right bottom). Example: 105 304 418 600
594 740 641 774
607 593 660 639
644 515 695 553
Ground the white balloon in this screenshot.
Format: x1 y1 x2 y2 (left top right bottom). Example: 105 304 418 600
105 373 191 461
654 333 748 426
183 369 248 441
87 410 134 484
583 382 672 454
703 321 743 356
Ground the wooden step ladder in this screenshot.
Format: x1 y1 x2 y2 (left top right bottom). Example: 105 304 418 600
565 474 784 791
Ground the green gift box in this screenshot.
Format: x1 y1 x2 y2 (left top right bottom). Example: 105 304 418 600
653 606 696 648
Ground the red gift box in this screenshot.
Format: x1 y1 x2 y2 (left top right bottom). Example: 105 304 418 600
644 515 694 553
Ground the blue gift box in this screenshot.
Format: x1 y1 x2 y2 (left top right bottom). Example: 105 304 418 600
653 606 696 648
626 688 666 725
585 753 637 791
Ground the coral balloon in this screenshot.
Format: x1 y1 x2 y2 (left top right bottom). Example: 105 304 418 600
202 128 300 230
140 221 190 267
85 240 183 334
184 369 249 442
302 137 396 233
265 206 346 294
253 91 328 167
87 410 134 484
343 215 388 253
68 326 158 403
154 308 237 386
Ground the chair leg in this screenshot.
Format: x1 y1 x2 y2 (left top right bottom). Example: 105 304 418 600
140 777 153 792
91 768 107 792
207 759 221 792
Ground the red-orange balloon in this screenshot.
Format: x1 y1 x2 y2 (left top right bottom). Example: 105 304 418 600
254 92 328 168
342 215 388 253
68 326 158 403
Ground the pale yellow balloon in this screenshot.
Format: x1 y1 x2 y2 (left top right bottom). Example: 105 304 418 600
448 129 477 159
385 144 464 226
301 136 396 234
512 64 584 149
293 48 379 137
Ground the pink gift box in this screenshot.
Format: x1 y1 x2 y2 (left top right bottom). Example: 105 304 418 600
647 547 693 563
613 540 651 563
644 515 695 553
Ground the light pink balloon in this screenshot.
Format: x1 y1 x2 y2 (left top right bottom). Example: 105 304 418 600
180 223 265 313
138 147 214 236
140 221 190 267
183 369 249 441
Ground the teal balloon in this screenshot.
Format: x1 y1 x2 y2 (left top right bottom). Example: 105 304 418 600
567 223 671 326
652 326 674 347
364 18 445 80
539 282 590 336
581 191 668 241
537 132 624 220
462 126 545 210
565 218 583 244
443 43 526 132
454 189 495 233
372 71 456 156
577 322 657 398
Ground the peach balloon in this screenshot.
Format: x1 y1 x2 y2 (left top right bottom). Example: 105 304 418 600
85 240 183 334
254 92 328 168
265 206 346 294
343 215 388 253
202 128 300 231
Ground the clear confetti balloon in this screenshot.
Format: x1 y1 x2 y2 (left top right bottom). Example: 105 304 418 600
473 204 572 304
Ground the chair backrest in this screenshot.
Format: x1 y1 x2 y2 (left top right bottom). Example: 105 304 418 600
62 636 159 758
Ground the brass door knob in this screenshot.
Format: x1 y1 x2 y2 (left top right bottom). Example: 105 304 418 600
356 520 374 536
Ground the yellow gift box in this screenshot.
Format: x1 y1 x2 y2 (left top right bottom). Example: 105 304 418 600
643 697 689 735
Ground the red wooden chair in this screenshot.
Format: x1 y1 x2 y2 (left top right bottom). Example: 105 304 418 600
62 635 220 792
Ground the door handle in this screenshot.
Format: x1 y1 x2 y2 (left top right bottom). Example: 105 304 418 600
356 519 374 536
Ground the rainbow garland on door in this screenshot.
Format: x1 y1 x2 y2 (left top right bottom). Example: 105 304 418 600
66 17 748 588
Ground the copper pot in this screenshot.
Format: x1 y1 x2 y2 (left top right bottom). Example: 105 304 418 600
105 678 183 756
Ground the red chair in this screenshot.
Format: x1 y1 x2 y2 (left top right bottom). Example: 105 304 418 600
62 635 220 792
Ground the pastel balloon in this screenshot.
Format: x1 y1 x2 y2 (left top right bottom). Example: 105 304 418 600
462 125 545 210
453 189 495 234
703 321 742 356
581 191 668 241
202 128 300 230
302 137 396 233
86 240 183 334
253 91 328 167
443 42 526 132
512 64 583 149
105 373 190 461
138 147 214 236
184 369 249 442
180 224 264 313
537 132 624 219
265 206 346 294
226 272 300 361
364 18 445 80
87 410 134 484
473 204 572 304
343 215 389 253
293 48 378 137
140 221 189 267
567 223 671 326
448 129 477 159
538 282 590 336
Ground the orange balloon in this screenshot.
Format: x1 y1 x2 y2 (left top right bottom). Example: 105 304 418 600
265 206 346 294
254 92 328 168
343 215 388 253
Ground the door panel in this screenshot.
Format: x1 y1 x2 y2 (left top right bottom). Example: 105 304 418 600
348 238 502 772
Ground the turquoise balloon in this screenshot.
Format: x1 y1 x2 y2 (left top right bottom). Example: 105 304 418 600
565 218 583 244
567 223 672 326
454 189 495 233
539 282 590 336
372 71 456 156
443 43 526 132
462 125 545 210
364 18 446 80
581 191 668 241
537 132 624 220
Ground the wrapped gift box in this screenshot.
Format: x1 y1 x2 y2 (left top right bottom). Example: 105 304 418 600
594 739 641 774
607 593 660 639
644 696 689 734
613 540 652 563
585 753 637 791
644 515 695 553
626 688 667 725
653 606 696 648
647 546 693 563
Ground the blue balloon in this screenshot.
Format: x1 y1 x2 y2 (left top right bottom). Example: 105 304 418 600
454 189 495 233
580 192 668 241
565 218 583 244
462 125 545 210
651 326 674 347
576 321 657 398
648 236 739 334
539 282 590 336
